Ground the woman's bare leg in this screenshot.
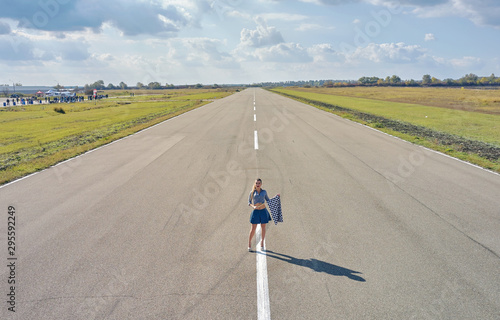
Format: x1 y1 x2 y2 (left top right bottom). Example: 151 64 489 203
249 224 257 248
260 224 266 248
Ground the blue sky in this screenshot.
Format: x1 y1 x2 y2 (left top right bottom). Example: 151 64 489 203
1 0 499 86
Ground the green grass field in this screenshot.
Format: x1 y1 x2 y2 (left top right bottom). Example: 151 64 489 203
271 87 500 172
0 89 238 185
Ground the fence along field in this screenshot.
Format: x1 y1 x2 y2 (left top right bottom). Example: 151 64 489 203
271 86 500 173
0 89 237 185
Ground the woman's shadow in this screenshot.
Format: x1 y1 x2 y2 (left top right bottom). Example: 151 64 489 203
262 250 366 282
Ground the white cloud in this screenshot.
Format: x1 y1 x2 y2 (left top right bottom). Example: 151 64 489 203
307 43 339 62
424 33 435 41
182 38 239 68
238 17 284 48
254 42 312 63
93 53 115 62
259 13 308 21
449 56 482 68
0 21 11 34
234 17 317 64
349 42 427 63
296 23 335 31
226 10 252 20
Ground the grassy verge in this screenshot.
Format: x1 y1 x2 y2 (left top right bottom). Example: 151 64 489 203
0 89 237 185
270 88 500 173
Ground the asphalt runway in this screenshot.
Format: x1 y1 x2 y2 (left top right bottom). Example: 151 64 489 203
1 88 499 319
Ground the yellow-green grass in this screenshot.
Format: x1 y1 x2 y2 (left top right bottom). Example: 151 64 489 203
271 88 500 173
0 89 236 185
289 86 500 115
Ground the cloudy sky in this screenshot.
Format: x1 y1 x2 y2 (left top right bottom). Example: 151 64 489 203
1 0 499 86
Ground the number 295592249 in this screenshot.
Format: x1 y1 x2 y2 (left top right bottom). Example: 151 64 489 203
8 206 16 256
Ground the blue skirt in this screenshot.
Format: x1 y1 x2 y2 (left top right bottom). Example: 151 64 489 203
250 208 271 224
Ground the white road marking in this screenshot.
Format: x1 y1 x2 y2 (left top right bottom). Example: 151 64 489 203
256 225 271 320
254 130 259 150
254 114 257 122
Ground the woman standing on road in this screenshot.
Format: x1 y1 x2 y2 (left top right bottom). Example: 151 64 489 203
248 178 279 251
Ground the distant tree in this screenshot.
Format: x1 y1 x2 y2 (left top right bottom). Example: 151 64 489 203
195 83 203 88
358 76 380 85
479 77 490 85
136 82 144 88
443 78 456 86
390 75 402 84
107 83 115 89
488 73 496 83
479 73 496 86
323 80 334 88
431 77 441 85
405 79 418 86
93 80 105 90
2 85 9 97
422 74 432 85
459 73 478 85
119 82 128 90
148 82 161 89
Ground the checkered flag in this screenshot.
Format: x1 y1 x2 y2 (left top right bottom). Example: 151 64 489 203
268 195 283 225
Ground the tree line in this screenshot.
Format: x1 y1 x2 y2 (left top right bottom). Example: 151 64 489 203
355 73 499 87
259 73 500 88
82 80 225 95
82 73 500 93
